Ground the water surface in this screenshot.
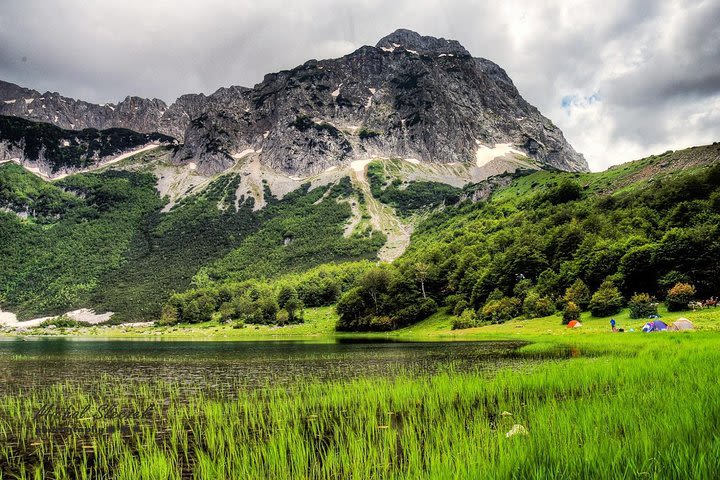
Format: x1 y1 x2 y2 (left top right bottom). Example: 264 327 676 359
0 337 535 395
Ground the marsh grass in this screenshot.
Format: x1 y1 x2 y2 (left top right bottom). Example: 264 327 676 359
0 335 718 479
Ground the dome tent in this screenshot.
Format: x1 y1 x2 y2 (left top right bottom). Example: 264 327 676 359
642 320 668 332
669 318 695 331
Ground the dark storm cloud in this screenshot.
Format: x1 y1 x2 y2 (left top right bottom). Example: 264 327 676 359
0 0 718 170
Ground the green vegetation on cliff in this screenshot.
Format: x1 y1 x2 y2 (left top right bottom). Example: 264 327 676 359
0 165 384 321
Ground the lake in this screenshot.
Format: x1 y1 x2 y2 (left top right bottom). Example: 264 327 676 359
0 337 538 395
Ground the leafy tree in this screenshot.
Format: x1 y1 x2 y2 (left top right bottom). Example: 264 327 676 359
358 267 393 315
452 309 479 330
480 297 521 324
562 301 581 324
513 278 534 300
523 291 556 318
628 293 657 319
666 283 696 311
413 262 430 299
563 279 591 310
536 269 562 299
589 281 624 317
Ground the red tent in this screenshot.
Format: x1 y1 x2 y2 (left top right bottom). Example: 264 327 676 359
567 320 581 328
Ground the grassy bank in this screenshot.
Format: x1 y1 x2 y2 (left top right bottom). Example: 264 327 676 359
0 333 718 478
5 304 718 341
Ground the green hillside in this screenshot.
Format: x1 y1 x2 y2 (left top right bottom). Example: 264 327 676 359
0 164 384 320
1 142 718 327
165 143 720 330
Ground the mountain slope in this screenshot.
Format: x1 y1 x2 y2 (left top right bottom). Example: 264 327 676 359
163 142 720 331
175 29 587 176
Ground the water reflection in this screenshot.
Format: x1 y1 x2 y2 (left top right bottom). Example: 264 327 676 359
0 337 533 396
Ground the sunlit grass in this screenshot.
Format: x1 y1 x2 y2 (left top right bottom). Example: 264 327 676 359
0 334 718 478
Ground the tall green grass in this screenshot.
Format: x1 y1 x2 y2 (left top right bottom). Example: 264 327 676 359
0 335 718 478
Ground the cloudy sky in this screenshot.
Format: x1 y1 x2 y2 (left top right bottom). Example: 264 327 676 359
1 0 718 171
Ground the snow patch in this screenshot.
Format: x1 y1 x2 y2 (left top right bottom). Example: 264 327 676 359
188 162 197 170
65 309 113 324
331 84 343 98
61 139 70 147
263 131 270 139
380 46 395 52
0 307 113 328
350 159 372 172
24 98 34 104
4 99 16 104
406 49 419 55
475 143 525 167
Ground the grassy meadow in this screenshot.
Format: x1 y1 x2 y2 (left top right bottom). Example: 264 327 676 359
1 306 719 479
0 330 718 479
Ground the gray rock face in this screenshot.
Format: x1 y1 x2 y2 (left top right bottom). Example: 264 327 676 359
0 82 195 140
0 30 588 176
175 30 588 175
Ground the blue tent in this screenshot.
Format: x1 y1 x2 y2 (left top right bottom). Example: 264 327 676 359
642 320 668 332
654 320 668 331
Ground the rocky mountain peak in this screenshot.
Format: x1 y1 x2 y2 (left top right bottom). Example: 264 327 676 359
375 29 470 56
0 30 588 178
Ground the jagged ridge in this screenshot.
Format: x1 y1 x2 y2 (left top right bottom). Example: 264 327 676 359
0 29 588 178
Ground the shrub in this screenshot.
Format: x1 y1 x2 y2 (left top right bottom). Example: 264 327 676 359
562 301 581 324
628 293 658 318
369 316 394 331
40 315 91 328
393 298 438 328
589 280 624 317
452 299 469 317
159 304 179 326
444 294 464 311
480 297 521 324
276 309 290 325
666 282 696 311
358 128 381 140
563 279 591 310
452 309 479 330
513 279 534 300
523 291 556 318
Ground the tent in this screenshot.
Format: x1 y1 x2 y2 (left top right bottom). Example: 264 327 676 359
566 320 582 328
642 320 668 332
669 318 695 331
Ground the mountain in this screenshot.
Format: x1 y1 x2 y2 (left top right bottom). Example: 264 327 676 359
1 29 587 179
169 29 588 176
0 29 604 324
